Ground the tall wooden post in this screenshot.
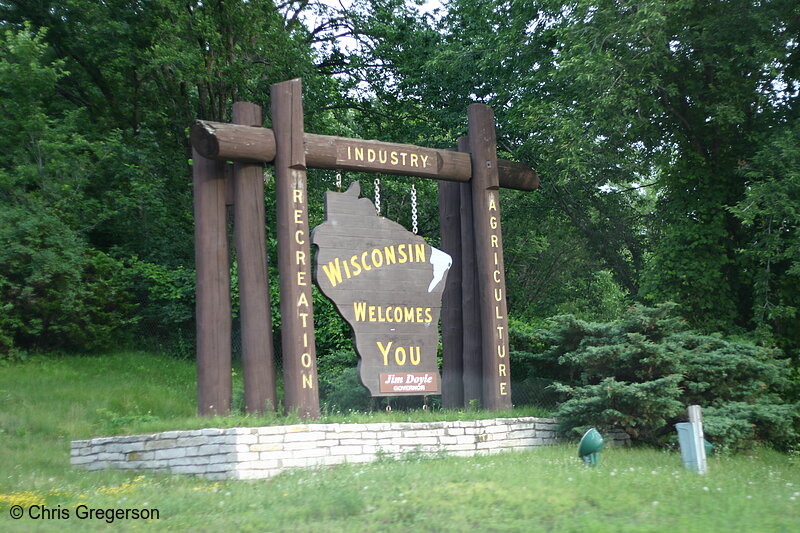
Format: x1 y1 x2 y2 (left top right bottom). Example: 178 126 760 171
438 180 464 409
271 79 320 418
467 104 512 410
193 149 232 416
232 102 277 413
459 136 484 406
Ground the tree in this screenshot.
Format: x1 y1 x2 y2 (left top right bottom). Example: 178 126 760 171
339 0 800 342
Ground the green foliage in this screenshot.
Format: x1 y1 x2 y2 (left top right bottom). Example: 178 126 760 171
317 348 372 411
518 304 798 449
0 206 136 355
125 257 196 356
730 121 800 355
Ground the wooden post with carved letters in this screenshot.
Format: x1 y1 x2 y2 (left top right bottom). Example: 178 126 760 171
467 104 512 410
232 102 277 413
271 79 320 418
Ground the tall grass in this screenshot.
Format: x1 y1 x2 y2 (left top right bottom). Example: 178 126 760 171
1 352 798 532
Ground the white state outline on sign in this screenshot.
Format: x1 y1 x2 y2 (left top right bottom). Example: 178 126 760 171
428 248 452 293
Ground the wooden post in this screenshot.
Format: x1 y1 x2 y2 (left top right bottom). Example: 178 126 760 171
271 79 320 418
193 148 232 416
232 102 277 413
458 136 483 406
438 180 464 409
468 104 512 410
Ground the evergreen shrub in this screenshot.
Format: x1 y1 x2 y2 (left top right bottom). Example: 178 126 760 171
511 303 799 450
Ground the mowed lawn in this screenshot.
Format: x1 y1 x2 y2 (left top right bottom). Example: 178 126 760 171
1 352 798 532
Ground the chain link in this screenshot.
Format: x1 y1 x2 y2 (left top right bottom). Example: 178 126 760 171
410 183 418 234
374 178 381 215
335 172 342 191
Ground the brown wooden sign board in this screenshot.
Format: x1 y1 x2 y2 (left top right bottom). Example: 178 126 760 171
312 182 451 396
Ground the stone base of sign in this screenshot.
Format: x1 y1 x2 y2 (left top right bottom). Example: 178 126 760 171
70 417 629 480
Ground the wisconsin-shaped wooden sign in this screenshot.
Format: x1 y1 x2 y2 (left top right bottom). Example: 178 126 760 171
312 182 451 396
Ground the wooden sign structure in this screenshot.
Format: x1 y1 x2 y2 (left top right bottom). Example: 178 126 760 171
191 78 539 418
312 182 451 396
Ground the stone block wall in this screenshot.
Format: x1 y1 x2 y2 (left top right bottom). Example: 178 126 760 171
71 417 628 480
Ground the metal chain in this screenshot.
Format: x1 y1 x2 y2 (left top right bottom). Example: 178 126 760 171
374 178 381 215
411 182 418 234
335 172 342 191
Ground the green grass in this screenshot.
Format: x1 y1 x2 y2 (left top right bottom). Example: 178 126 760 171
1 352 798 532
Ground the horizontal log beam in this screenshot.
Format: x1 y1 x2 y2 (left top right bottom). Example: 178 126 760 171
191 120 539 191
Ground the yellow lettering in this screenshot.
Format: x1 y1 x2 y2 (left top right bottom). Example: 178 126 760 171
371 248 384 268
386 306 393 323
342 258 351 279
424 308 432 323
354 302 367 321
398 244 408 263
347 145 352 160
497 343 506 357
297 270 306 286
295 250 306 265
494 269 501 283
377 341 392 366
410 153 419 167
367 148 376 162
361 251 371 271
500 381 508 395
420 154 429 168
395 347 406 365
394 307 403 322
404 307 415 322
491 234 499 248
322 258 343 287
294 209 303 224
350 255 362 277
499 363 507 377
490 215 497 230
415 307 423 322
301 352 312 368
494 288 502 302
495 306 503 319
379 150 387 164
383 245 396 265
299 312 309 328
297 292 308 308
368 306 377 322
489 194 497 211
390 151 399 165
410 346 420 365
293 189 303 204
415 243 425 262
302 374 313 389
496 325 504 340
400 152 408 166
295 229 305 245
355 147 364 160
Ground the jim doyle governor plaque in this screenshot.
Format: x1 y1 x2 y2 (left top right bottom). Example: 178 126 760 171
312 182 452 396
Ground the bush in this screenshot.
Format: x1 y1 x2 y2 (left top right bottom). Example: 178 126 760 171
515 303 799 450
0 206 137 356
317 348 372 411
